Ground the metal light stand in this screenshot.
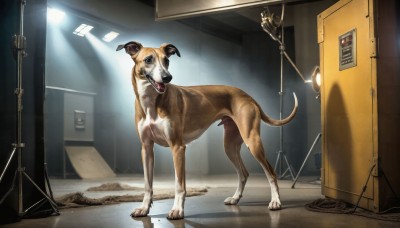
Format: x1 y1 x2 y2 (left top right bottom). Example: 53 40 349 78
261 4 323 184
261 4 296 180
275 20 295 180
0 0 59 217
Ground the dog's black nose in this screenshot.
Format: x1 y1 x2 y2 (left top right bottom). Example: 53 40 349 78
162 75 172 83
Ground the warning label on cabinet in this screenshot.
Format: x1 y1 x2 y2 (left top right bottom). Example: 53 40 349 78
339 29 356 70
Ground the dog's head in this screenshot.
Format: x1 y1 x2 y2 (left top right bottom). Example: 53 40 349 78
116 41 180 94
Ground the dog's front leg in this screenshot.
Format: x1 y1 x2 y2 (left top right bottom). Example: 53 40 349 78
131 142 154 217
167 145 186 220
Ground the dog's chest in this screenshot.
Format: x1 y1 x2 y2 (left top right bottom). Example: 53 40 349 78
136 81 171 145
138 113 171 146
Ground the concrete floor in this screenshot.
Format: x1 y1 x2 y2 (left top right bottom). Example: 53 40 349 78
2 175 398 228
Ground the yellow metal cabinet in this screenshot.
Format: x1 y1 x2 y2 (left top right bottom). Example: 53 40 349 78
318 0 400 212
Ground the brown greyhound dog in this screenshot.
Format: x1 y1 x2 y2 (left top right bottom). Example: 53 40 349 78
116 41 298 220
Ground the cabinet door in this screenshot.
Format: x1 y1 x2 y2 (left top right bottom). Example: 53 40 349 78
320 0 375 203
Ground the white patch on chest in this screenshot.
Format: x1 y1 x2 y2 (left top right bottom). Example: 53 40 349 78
135 79 209 147
137 79 171 146
138 114 171 146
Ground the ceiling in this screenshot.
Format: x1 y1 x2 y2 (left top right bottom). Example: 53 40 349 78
136 0 326 44
50 0 327 44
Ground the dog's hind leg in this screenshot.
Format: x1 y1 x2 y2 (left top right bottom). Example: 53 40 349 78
221 117 249 205
235 107 281 210
131 142 155 217
246 136 281 210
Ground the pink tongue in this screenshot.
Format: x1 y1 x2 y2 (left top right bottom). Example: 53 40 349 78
156 82 165 92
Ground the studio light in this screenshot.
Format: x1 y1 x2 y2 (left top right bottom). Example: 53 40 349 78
261 7 283 42
310 66 321 93
73 24 94 37
102 31 119 42
47 8 65 24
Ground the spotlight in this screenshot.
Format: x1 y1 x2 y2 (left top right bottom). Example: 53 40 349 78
261 10 282 41
102 31 119 42
310 66 321 93
47 8 65 24
73 24 93 37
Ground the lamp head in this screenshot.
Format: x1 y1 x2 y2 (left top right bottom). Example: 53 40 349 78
311 66 321 94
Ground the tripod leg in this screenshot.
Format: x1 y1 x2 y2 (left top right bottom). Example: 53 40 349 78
43 163 55 200
274 151 281 174
283 154 296 180
275 151 296 180
291 133 321 188
0 170 18 205
277 165 287 179
22 172 59 215
0 148 17 183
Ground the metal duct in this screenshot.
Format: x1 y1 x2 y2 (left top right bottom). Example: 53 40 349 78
156 0 306 21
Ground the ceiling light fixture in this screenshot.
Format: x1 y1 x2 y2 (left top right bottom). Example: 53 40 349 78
73 24 93 37
102 31 119 42
47 8 65 24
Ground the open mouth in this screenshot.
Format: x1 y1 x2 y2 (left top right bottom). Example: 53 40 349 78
145 75 166 94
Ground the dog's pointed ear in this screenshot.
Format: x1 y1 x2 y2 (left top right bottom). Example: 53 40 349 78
160 43 181 58
116 41 143 57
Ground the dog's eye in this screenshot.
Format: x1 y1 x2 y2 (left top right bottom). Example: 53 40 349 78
144 56 153 64
164 58 169 66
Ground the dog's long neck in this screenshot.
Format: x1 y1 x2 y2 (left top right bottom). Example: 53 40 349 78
133 74 160 120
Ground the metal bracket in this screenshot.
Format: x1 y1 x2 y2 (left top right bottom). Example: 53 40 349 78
370 37 377 58
15 88 24 112
13 35 26 50
364 0 370 18
12 35 28 59
370 88 375 97
317 15 324 43
12 143 25 148
14 88 24 95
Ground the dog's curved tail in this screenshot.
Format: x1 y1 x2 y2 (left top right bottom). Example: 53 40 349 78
260 92 298 126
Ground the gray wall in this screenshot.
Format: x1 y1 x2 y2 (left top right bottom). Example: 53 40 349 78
45 0 336 177
291 0 338 174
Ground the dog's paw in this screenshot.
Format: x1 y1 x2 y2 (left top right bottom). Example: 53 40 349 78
224 196 240 205
131 208 149 217
268 200 282 210
167 209 184 220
